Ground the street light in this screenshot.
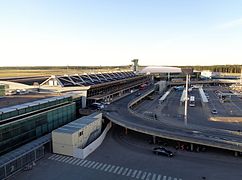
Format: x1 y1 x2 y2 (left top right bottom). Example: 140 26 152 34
181 68 193 126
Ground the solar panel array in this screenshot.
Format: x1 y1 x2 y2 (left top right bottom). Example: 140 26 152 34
56 71 136 87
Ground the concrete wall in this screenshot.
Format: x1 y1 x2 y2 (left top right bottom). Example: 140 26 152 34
52 133 73 146
52 143 74 156
73 122 112 159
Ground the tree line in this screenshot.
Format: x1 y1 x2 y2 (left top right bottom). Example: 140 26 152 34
178 65 242 73
1 64 241 73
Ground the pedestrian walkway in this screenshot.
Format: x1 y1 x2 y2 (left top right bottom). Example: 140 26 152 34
48 154 182 180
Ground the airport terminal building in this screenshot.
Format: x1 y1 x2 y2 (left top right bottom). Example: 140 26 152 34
0 70 150 179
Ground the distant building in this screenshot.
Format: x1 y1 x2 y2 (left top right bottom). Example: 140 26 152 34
0 84 6 97
139 66 200 81
201 71 220 79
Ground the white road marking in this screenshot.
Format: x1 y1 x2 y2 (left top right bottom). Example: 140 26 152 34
121 168 129 175
95 163 103 170
91 162 99 169
157 174 161 180
48 154 58 160
68 158 77 164
117 167 124 175
48 154 182 180
79 160 87 166
126 169 133 176
56 155 67 161
113 166 120 174
141 172 147 180
76 159 84 165
104 164 111 172
83 161 92 167
72 158 81 165
100 163 107 171
136 170 143 179
131 170 138 178
151 173 156 180
146 172 152 180
108 165 116 173
63 157 73 163
87 161 96 168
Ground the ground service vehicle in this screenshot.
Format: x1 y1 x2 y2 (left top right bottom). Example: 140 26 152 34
189 96 195 107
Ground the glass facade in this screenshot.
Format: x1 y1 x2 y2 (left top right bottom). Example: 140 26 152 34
0 96 72 121
0 103 76 155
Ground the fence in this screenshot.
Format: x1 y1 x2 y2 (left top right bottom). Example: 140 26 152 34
0 134 50 180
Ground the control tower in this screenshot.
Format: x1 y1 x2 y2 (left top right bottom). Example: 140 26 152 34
131 59 139 73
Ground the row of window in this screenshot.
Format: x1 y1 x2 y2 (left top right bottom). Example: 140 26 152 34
0 103 76 155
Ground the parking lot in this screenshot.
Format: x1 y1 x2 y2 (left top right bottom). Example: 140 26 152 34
134 85 242 131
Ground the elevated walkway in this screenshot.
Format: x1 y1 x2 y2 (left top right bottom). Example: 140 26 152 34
159 87 173 103
199 87 208 103
180 89 186 104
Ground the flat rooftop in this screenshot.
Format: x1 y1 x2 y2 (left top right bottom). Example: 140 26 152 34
0 93 60 109
53 113 101 135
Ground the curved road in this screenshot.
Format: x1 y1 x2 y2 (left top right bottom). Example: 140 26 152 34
104 89 242 152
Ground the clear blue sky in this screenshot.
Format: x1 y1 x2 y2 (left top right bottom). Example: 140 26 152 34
0 0 242 66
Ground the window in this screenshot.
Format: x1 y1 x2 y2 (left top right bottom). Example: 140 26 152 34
79 131 83 136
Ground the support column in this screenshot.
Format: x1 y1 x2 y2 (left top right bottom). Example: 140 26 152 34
82 90 87 108
35 149 37 160
184 74 189 126
190 143 194 151
234 151 238 157
4 166 7 179
152 136 156 144
125 128 128 135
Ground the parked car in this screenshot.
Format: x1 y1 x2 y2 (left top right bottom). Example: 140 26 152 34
152 147 173 157
211 109 218 114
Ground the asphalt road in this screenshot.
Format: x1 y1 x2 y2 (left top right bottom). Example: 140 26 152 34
13 126 242 180
104 87 242 152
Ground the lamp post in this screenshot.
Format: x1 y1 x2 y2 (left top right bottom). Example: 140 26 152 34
181 68 193 126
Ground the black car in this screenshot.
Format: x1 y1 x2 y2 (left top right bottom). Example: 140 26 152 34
89 103 104 110
211 109 218 114
135 92 141 97
153 147 173 157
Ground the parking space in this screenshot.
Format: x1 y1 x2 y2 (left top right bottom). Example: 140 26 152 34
132 84 242 130
205 86 242 117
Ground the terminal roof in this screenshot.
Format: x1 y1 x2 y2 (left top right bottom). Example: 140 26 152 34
41 71 136 87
